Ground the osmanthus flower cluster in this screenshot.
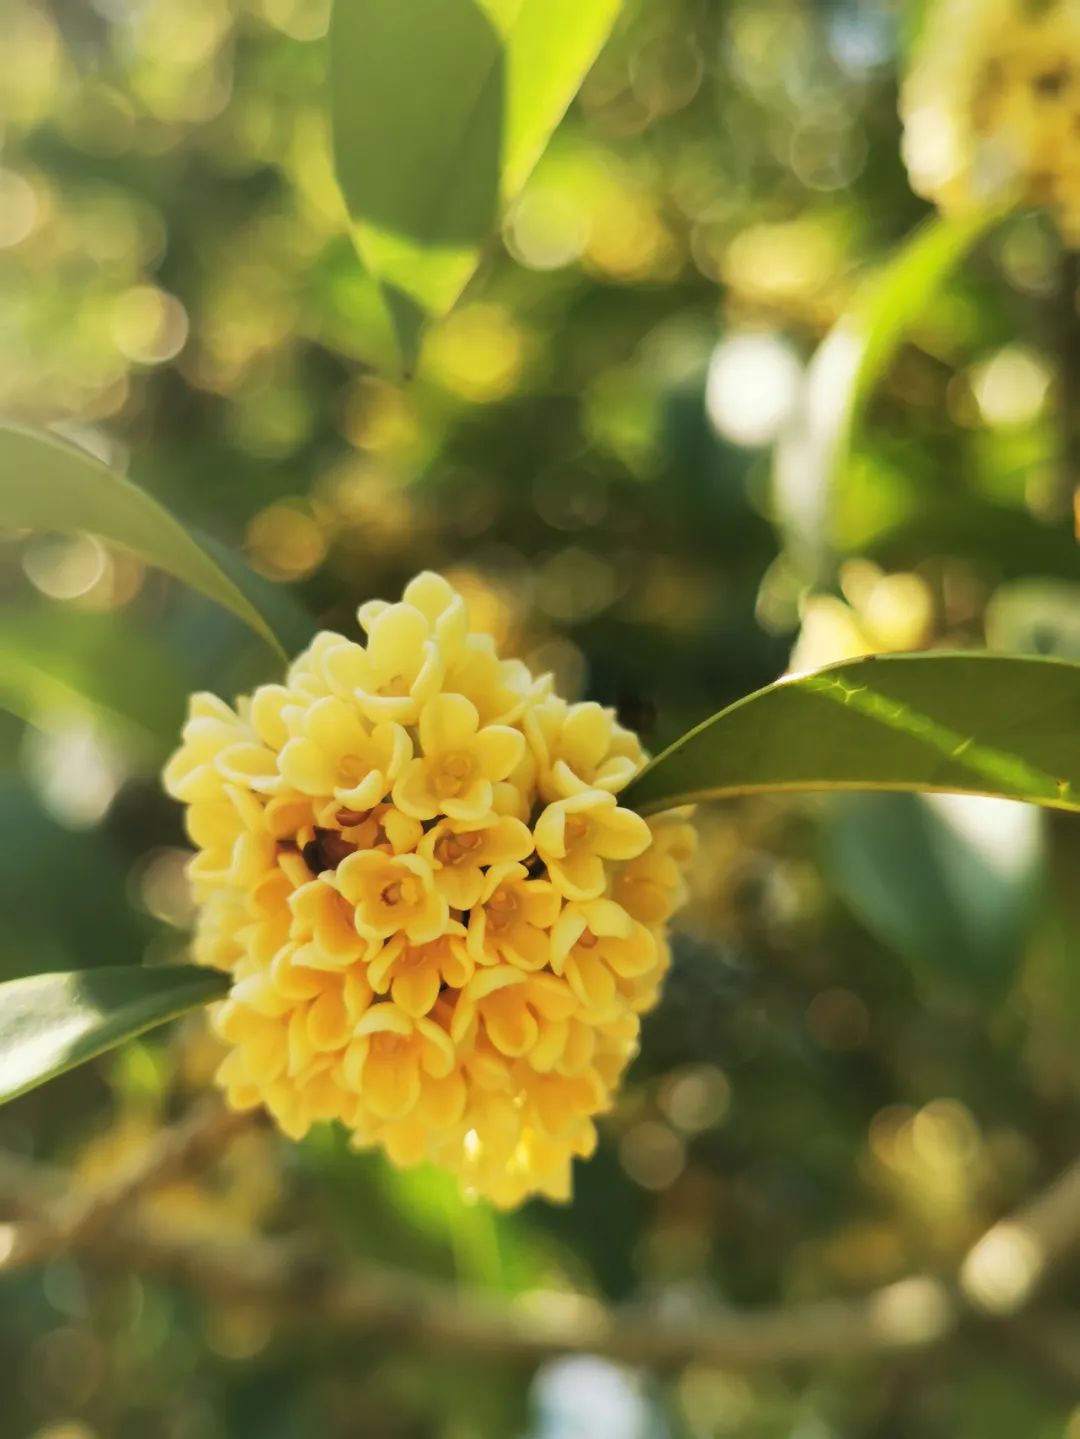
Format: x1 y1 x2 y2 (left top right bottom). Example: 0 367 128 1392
901 0 1080 244
164 573 695 1206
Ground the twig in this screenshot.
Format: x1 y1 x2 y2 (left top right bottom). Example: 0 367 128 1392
960 1154 1080 1314
1055 247 1080 527
2 1111 1080 1371
58 1098 252 1245
0 1100 251 1268
0 1179 958 1367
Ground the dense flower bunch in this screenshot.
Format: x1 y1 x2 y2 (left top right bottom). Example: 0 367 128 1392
164 573 695 1206
901 0 1080 245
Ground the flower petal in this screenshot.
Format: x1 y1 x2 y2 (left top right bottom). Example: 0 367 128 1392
419 692 479 755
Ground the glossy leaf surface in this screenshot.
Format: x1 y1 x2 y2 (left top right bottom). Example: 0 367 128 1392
329 0 622 363
626 653 1080 815
0 424 295 661
0 966 229 1105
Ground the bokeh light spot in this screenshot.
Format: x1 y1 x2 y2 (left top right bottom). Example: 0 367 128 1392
245 502 326 581
423 304 527 404
0 168 39 248
970 345 1051 429
619 1120 686 1190
705 333 802 448
22 535 108 601
111 286 189 365
505 186 590 271
658 1064 731 1134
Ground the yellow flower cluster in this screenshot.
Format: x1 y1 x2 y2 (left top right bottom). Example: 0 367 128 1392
901 0 1080 244
164 573 694 1206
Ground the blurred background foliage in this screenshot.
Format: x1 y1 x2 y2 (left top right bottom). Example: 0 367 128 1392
2 0 1080 1435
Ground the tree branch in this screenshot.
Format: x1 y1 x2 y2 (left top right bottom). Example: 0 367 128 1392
1055 246 1080 527
960 1154 1080 1314
1 1112 1079 1371
0 1100 252 1268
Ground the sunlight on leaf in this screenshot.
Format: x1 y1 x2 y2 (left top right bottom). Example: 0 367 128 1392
625 653 1080 815
0 423 303 662
0 967 229 1105
329 0 623 368
823 792 1043 1001
775 210 1004 580
0 609 188 760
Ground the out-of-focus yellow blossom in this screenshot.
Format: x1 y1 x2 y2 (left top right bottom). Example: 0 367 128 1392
901 0 1080 245
790 564 937 673
613 815 698 926
75 1114 280 1242
164 572 694 1206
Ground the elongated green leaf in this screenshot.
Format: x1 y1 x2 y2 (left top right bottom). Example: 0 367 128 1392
0 423 293 661
0 779 157 983
624 653 1080 815
824 792 1043 1001
0 608 189 758
775 210 1002 580
329 0 622 365
0 966 229 1105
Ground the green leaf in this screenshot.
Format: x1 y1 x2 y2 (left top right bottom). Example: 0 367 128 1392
824 792 1043 1001
0 608 190 759
0 423 295 662
899 0 934 59
0 966 229 1105
775 210 1002 580
0 779 157 983
329 0 622 367
624 652 1080 815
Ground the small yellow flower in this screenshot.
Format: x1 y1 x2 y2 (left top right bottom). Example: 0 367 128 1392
418 813 533 910
244 864 296 968
524 1069 609 1141
359 571 470 662
451 966 578 1059
342 1003 456 1120
445 632 546 726
617 930 672 1015
476 1124 597 1208
164 570 694 1205
163 693 252 804
192 888 249 973
288 878 367 968
533 789 650 901
350 602 446 722
247 683 295 749
367 925 474 1017
286 630 360 702
185 789 274 893
550 899 658 1016
392 692 524 822
528 698 645 801
467 861 561 969
613 815 697 925
901 0 1080 245
278 695 411 810
334 850 449 949
310 802 422 857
